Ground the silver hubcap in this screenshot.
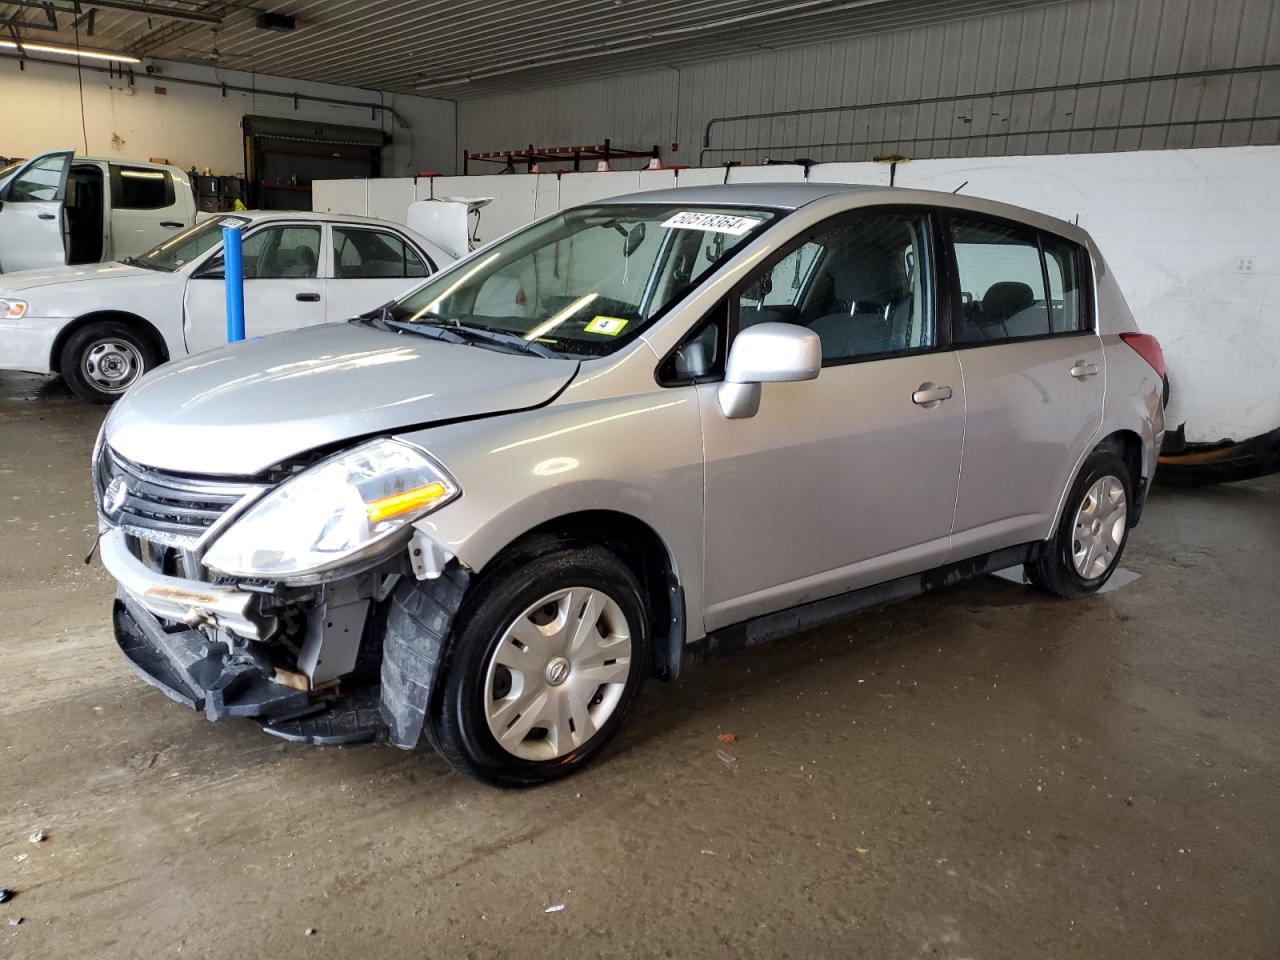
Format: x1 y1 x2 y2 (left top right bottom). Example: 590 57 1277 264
483 587 632 762
83 339 143 393
1072 475 1127 579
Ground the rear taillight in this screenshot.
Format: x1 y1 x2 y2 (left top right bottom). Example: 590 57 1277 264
1119 332 1165 379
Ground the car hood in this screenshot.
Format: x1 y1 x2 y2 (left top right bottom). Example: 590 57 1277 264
105 322 580 476
0 261 156 293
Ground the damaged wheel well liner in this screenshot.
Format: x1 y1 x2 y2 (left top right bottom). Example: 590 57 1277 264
379 510 684 751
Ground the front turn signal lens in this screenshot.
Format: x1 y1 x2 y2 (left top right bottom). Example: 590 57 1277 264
366 481 449 523
0 299 28 319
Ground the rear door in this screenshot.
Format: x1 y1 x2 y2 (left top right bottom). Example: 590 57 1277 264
183 222 326 353
944 213 1104 559
0 149 73 273
324 224 433 321
108 164 186 261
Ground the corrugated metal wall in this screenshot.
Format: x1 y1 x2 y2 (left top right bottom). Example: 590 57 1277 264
457 0 1279 169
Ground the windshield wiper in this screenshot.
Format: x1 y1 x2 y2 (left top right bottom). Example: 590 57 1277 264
352 300 395 330
383 317 558 359
121 256 159 271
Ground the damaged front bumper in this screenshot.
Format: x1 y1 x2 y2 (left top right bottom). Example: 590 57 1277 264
113 590 385 745
101 523 468 750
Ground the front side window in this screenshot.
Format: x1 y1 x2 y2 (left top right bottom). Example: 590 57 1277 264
386 204 779 357
112 166 174 210
240 225 321 279
4 153 70 202
737 210 935 364
333 227 429 279
951 218 1051 343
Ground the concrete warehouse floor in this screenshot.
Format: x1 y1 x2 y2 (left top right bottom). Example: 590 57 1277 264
0 370 1277 960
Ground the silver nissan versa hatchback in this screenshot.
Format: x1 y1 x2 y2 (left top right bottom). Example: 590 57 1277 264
95 184 1166 786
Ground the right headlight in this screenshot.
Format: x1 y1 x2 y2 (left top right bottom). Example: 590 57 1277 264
202 438 459 582
0 298 28 319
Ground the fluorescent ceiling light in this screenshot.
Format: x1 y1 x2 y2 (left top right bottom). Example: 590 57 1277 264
0 40 141 63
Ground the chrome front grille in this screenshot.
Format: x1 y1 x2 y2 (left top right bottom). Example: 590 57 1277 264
96 446 265 550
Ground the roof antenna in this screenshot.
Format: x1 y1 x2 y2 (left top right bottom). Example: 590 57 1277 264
952 180 968 194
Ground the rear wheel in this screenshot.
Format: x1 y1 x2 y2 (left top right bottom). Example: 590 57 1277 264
428 540 649 787
1026 446 1132 598
60 321 156 403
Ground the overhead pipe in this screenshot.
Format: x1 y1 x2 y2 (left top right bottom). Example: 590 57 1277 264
701 63 1280 163
0 54 411 128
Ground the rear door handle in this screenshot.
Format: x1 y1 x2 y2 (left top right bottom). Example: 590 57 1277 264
1070 361 1100 380
160 220 184 228
38 212 57 220
295 292 321 302
912 382 954 408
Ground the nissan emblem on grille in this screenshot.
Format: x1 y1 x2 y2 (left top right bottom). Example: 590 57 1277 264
103 476 130 519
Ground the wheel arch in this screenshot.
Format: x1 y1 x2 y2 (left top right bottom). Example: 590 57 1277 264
50 310 171 372
1097 428 1145 525
472 509 687 681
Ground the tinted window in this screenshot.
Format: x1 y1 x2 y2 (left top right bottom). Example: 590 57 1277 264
1042 234 1084 332
241 225 321 279
951 218 1050 343
738 210 934 363
113 167 174 210
333 227 428 279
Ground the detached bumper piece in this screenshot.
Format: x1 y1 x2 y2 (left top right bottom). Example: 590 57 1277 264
113 592 386 746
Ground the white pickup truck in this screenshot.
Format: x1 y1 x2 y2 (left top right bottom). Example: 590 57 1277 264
0 149 196 273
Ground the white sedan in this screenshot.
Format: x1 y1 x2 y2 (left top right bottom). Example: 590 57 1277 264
0 211 453 402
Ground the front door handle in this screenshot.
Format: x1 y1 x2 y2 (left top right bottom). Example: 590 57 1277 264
38 212 57 220
1070 361 1100 380
912 382 954 408
295 292 321 302
160 220 184 228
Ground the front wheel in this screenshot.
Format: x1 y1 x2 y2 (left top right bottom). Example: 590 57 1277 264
1026 446 1132 598
426 540 650 787
60 321 156 404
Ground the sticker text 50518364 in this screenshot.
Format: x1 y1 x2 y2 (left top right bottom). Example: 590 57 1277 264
660 211 764 236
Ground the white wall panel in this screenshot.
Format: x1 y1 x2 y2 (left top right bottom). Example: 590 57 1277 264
312 180 367 216
366 179 417 224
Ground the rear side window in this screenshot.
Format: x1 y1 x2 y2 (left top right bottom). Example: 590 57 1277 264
111 166 175 210
333 227 429 279
951 218 1050 343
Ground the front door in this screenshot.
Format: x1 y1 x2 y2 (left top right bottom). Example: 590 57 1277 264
697 208 966 632
944 214 1105 559
183 222 326 354
0 149 73 273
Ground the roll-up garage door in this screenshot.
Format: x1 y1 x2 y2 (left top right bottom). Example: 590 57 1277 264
242 115 389 211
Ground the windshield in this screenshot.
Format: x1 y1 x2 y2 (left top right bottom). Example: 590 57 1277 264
386 204 779 356
132 216 245 271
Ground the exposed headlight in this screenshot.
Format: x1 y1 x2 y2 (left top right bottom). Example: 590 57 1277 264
0 299 28 319
202 438 459 581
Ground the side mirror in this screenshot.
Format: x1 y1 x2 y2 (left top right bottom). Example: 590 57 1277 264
718 322 821 419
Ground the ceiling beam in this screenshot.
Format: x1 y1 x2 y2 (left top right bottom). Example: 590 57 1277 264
4 0 223 25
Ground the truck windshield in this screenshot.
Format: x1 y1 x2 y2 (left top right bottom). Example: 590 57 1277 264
131 217 243 272
386 204 779 356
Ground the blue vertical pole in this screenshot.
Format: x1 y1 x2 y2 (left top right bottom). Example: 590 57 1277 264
222 225 245 343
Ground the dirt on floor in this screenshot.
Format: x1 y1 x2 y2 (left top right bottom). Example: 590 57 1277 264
0 370 1277 960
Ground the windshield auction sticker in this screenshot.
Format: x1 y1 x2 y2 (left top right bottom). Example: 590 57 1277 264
585 316 629 336
660 211 763 236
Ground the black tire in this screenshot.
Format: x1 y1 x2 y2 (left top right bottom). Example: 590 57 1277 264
1026 445 1133 598
60 321 157 404
427 537 650 787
